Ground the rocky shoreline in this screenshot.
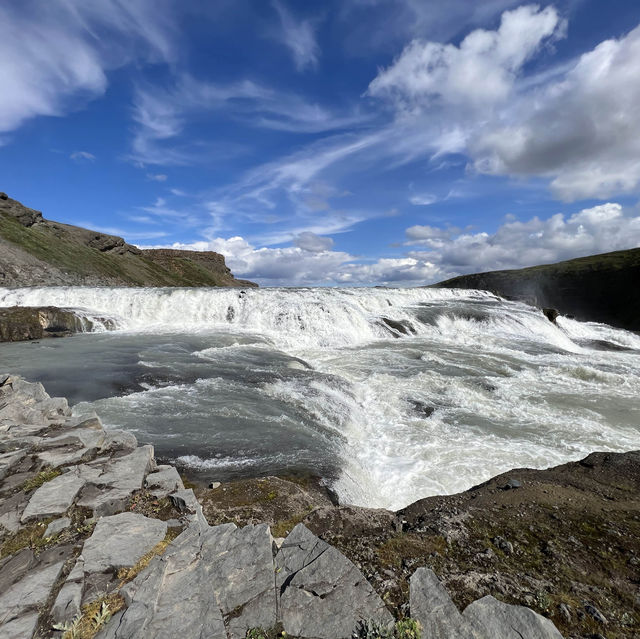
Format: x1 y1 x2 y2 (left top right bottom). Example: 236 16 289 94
1 375 637 638
0 306 116 342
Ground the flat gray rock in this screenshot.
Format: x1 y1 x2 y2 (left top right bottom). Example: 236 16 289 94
78 445 155 516
52 558 85 624
38 419 105 451
204 523 276 637
45 516 71 538
275 523 393 639
0 491 28 533
0 612 39 639
410 568 478 639
463 596 563 639
145 466 184 496
37 446 96 468
21 468 86 522
82 512 168 574
0 450 26 481
0 560 65 633
101 521 276 639
102 429 138 452
409 569 563 639
103 523 228 639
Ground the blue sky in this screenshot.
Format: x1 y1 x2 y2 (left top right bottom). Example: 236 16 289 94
2 0 640 285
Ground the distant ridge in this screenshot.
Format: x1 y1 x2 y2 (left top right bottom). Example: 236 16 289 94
433 248 640 331
0 192 257 288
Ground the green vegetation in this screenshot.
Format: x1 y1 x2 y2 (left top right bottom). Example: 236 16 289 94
352 618 422 639
0 203 255 287
245 625 287 639
53 595 124 639
0 520 53 558
22 467 61 492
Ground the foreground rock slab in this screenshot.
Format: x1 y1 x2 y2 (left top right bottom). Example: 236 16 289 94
100 520 276 639
0 560 65 637
20 467 86 522
0 374 570 639
82 512 168 574
275 523 393 638
410 568 562 639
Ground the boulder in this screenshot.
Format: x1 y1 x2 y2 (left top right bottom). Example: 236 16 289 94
409 568 563 639
463 596 563 639
0 560 65 634
275 523 393 638
100 521 276 639
410 568 477 638
21 468 86 522
44 516 71 538
145 466 184 497
82 512 168 574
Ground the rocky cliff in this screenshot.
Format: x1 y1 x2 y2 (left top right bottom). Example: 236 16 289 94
0 192 256 288
0 307 115 342
433 248 640 331
0 375 574 639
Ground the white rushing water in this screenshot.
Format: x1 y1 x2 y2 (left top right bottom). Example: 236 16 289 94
1 285 639 510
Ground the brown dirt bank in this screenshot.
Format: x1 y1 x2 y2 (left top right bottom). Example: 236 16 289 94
191 451 640 639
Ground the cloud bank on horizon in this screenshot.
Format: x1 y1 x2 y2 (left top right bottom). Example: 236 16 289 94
1 0 640 286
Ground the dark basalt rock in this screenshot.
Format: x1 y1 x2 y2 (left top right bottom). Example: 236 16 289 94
433 247 640 331
380 317 417 337
0 306 115 342
0 193 43 227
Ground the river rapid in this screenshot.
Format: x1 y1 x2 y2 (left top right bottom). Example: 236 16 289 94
1 286 639 510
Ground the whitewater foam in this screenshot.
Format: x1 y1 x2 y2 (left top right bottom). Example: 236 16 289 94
2 285 639 509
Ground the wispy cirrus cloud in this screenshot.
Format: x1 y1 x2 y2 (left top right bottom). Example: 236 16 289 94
70 151 96 162
146 173 168 182
129 74 367 166
409 194 437 206
0 0 177 137
271 1 321 71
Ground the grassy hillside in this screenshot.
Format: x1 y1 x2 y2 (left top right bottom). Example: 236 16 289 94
434 248 640 331
0 192 256 288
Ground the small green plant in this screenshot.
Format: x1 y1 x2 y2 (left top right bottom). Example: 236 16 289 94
246 627 287 639
394 618 421 639
91 601 112 629
352 619 421 639
52 613 82 638
535 590 551 612
22 467 61 492
352 619 393 639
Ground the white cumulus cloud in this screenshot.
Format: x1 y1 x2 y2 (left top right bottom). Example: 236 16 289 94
406 203 640 274
472 23 640 200
368 5 564 108
293 232 334 252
